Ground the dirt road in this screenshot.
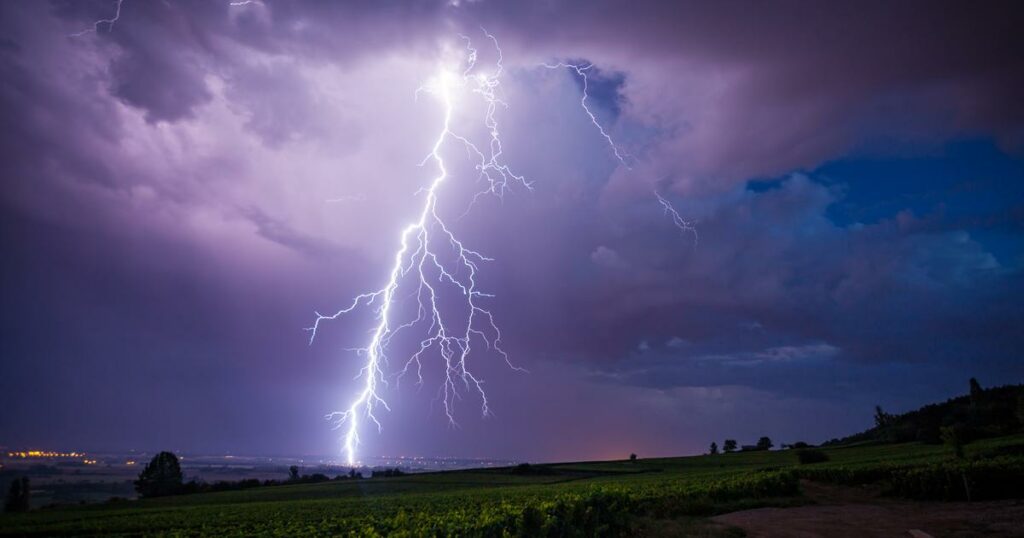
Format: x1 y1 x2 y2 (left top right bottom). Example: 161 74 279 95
711 480 1024 537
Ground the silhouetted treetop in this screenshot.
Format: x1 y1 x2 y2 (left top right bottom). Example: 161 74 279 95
135 451 184 498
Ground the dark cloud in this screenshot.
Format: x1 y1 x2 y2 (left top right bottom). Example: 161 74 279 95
463 0 1024 189
0 0 1022 459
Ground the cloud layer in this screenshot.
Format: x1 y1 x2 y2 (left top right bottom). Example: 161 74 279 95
1 0 1022 459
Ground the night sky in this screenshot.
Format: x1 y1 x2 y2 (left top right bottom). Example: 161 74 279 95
2 0 1023 462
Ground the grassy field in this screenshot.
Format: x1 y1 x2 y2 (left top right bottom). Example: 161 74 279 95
2 435 1022 537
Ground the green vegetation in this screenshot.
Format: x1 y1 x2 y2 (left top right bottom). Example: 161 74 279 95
3 380 1022 535
887 456 1024 501
2 434 1022 536
794 434 1024 501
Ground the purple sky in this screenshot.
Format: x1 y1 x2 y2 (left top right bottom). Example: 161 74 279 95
1 0 1023 462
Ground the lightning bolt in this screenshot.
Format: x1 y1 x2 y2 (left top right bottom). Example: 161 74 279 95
655 191 698 244
66 0 692 469
70 0 124 37
545 63 699 245
543 61 631 168
74 0 261 40
308 31 528 466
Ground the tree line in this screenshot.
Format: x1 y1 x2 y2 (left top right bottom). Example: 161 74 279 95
132 452 407 499
826 379 1024 448
2 450 410 512
708 436 776 455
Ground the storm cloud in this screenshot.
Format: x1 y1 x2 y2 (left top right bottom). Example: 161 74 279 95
1 0 1022 460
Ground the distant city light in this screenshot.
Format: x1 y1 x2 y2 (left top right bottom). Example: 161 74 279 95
6 450 86 458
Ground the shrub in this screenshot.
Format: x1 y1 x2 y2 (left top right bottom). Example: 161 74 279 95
796 449 829 464
134 452 183 498
511 463 554 476
4 477 30 513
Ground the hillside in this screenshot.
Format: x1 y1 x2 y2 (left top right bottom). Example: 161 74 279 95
824 381 1024 447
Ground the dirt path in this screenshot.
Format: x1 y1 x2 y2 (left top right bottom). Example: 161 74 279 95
710 480 1024 537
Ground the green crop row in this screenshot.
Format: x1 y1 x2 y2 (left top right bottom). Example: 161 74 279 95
311 470 799 537
0 470 798 537
887 456 1024 501
795 454 1024 501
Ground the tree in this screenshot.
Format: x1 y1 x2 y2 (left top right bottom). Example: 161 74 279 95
629 453 637 462
288 465 300 481
969 377 983 397
970 378 984 408
135 451 184 498
723 439 738 453
756 436 773 451
709 442 719 455
874 405 894 428
4 477 30 513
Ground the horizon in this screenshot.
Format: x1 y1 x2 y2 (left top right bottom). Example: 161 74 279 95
2 378 1006 462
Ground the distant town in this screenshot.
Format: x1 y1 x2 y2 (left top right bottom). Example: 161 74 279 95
0 447 521 508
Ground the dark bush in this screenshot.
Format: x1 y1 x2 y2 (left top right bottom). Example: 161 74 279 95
179 480 204 495
796 449 829 464
511 463 555 476
4 477 30 513
134 452 183 498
